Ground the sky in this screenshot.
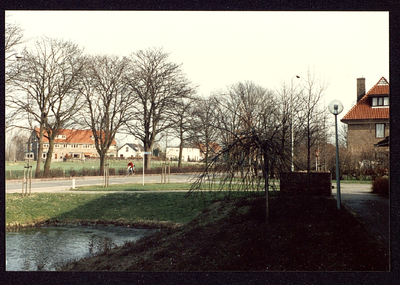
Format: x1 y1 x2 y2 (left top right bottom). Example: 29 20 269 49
6 11 389 145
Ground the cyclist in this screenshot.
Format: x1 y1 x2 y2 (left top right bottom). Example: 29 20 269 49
127 161 134 175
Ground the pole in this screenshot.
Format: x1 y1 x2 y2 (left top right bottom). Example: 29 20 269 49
335 114 341 210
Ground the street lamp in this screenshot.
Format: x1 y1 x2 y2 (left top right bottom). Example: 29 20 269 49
328 100 344 210
291 75 300 172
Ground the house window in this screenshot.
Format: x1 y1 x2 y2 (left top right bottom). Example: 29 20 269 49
126 147 129 152
376 123 385 138
42 153 47 159
43 144 49 148
384 97 389 105
71 144 79 148
372 97 389 107
55 144 60 148
63 144 68 148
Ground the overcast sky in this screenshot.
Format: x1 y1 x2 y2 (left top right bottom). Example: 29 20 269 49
6 11 389 145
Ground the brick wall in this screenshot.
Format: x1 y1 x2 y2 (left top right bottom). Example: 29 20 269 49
347 121 389 154
280 171 332 196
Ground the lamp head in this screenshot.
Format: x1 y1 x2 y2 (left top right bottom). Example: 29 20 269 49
328 100 344 115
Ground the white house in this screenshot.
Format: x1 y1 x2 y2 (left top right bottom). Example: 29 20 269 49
166 146 200 162
117 143 144 159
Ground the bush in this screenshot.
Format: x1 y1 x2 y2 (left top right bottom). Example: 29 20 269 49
371 177 389 196
69 169 77 177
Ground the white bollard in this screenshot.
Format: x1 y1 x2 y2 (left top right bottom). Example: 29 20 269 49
72 179 75 189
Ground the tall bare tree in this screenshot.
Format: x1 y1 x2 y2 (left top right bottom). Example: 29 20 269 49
7 37 85 177
5 18 24 131
124 47 195 170
188 95 221 168
190 81 280 221
296 69 329 188
169 98 195 168
41 44 86 176
80 54 133 173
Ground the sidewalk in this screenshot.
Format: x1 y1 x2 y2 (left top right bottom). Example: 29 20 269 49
332 183 389 249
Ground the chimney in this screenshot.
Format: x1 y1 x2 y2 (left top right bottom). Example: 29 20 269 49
357 78 365 102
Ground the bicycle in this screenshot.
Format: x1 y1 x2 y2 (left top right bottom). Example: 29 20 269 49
126 167 135 176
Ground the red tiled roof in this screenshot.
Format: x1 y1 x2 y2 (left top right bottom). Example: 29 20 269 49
341 77 389 122
34 128 117 145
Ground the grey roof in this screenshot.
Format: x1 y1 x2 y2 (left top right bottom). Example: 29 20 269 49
118 143 144 152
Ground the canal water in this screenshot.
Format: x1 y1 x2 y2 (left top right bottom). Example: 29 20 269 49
6 225 156 271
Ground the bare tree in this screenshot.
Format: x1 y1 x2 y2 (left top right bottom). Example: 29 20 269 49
274 80 304 173
169 98 195 167
7 37 85 177
296 69 329 189
188 95 221 168
124 47 196 170
190 81 280 221
5 130 28 161
79 54 133 173
338 123 348 148
5 18 24 131
41 44 87 176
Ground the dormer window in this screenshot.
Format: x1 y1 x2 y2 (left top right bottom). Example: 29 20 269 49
372 96 389 107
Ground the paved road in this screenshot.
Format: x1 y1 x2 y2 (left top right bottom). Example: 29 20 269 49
332 182 389 249
5 174 196 193
6 176 388 249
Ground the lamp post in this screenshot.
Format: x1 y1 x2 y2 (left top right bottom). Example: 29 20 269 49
291 75 300 172
328 100 344 210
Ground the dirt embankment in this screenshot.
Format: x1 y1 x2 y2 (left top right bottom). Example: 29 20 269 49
61 196 389 271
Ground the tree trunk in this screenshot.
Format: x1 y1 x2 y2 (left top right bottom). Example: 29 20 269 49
145 150 152 171
43 136 55 177
35 126 45 177
99 152 106 174
263 150 269 223
178 132 183 168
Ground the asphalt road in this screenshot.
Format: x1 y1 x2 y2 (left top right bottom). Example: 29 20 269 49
5 174 196 193
6 176 389 249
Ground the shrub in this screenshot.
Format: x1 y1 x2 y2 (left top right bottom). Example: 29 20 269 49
49 168 64 178
69 169 77 177
371 177 389 196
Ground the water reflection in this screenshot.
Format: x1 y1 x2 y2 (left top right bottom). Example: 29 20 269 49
6 225 155 271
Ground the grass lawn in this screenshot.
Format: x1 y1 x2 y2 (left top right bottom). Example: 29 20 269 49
6 190 257 228
6 182 388 271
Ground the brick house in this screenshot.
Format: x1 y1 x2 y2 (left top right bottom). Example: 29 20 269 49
27 128 117 161
341 77 389 169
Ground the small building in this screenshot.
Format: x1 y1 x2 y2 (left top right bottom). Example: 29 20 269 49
195 142 222 161
341 77 389 169
166 146 201 162
117 143 144 159
27 128 117 161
